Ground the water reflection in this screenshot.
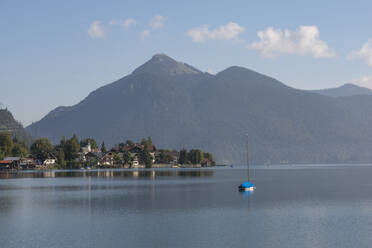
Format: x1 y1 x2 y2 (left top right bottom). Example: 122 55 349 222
0 169 214 179
3 166 372 248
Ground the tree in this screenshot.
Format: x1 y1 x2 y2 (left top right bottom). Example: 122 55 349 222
203 152 216 166
156 151 173 164
0 132 13 157
101 141 107 153
114 153 123 166
60 136 67 148
57 148 66 168
156 150 167 163
64 135 80 161
147 136 152 146
203 152 214 162
123 150 132 165
188 149 204 164
126 140 134 146
140 138 147 146
31 138 54 161
179 149 188 164
11 142 28 157
140 143 153 168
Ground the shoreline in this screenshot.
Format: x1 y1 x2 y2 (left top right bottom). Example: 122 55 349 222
0 163 224 172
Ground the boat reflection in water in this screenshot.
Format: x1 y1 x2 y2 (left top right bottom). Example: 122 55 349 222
0 168 214 179
240 190 253 197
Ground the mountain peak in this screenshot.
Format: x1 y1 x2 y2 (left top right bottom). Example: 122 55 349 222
311 83 372 97
132 54 202 76
151 53 173 60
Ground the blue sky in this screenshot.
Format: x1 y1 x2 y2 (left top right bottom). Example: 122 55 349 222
1 0 372 126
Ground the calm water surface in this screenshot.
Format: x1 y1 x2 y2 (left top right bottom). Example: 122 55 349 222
1 165 372 248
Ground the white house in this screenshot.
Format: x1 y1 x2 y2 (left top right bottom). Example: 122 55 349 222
132 157 139 167
43 159 56 165
81 143 91 154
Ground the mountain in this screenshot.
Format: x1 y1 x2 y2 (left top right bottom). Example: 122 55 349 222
0 108 32 145
26 54 372 164
310 83 372 97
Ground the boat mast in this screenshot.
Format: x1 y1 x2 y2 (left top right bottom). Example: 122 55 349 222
246 134 250 181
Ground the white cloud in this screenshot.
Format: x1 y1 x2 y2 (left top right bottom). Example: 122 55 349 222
349 39 372 67
109 18 136 30
187 22 245 42
140 30 150 40
354 75 372 89
88 21 104 39
250 26 335 58
150 15 165 29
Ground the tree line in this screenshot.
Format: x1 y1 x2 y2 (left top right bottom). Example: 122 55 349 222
0 132 29 159
179 149 215 165
1 131 215 168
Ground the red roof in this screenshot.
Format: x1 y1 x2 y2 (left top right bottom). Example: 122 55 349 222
0 160 12 164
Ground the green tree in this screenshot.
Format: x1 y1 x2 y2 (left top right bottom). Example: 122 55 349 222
123 150 132 165
64 135 80 162
126 140 134 146
140 138 147 146
114 153 123 166
0 132 14 157
188 149 204 164
156 151 173 164
179 149 188 164
60 136 67 148
57 148 66 168
11 142 28 157
147 136 152 146
30 138 54 161
156 150 167 163
203 152 214 162
101 141 107 153
140 143 153 168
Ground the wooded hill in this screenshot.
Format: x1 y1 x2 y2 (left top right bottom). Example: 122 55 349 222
26 54 372 164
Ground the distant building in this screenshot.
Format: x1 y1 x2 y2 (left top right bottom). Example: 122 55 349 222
43 159 56 165
0 160 12 170
132 156 139 167
101 152 114 166
20 157 36 169
201 159 212 167
4 157 21 168
81 143 91 154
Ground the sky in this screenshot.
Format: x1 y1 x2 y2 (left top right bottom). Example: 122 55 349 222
1 0 372 126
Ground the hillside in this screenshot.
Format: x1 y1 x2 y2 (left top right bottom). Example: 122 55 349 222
26 54 372 164
0 108 32 145
310 83 372 97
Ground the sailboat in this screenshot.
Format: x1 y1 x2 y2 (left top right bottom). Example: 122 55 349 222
239 135 255 192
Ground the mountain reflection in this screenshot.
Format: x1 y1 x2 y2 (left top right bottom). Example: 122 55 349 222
0 169 214 179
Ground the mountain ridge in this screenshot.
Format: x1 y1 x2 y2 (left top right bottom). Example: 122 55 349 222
310 83 372 97
26 54 372 164
0 108 32 145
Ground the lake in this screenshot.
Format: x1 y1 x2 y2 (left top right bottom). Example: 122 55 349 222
1 165 372 248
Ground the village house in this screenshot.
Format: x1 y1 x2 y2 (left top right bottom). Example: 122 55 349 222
81 143 91 154
3 157 21 169
132 156 140 168
100 152 114 166
20 157 36 169
43 159 56 166
201 158 212 167
0 160 13 170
